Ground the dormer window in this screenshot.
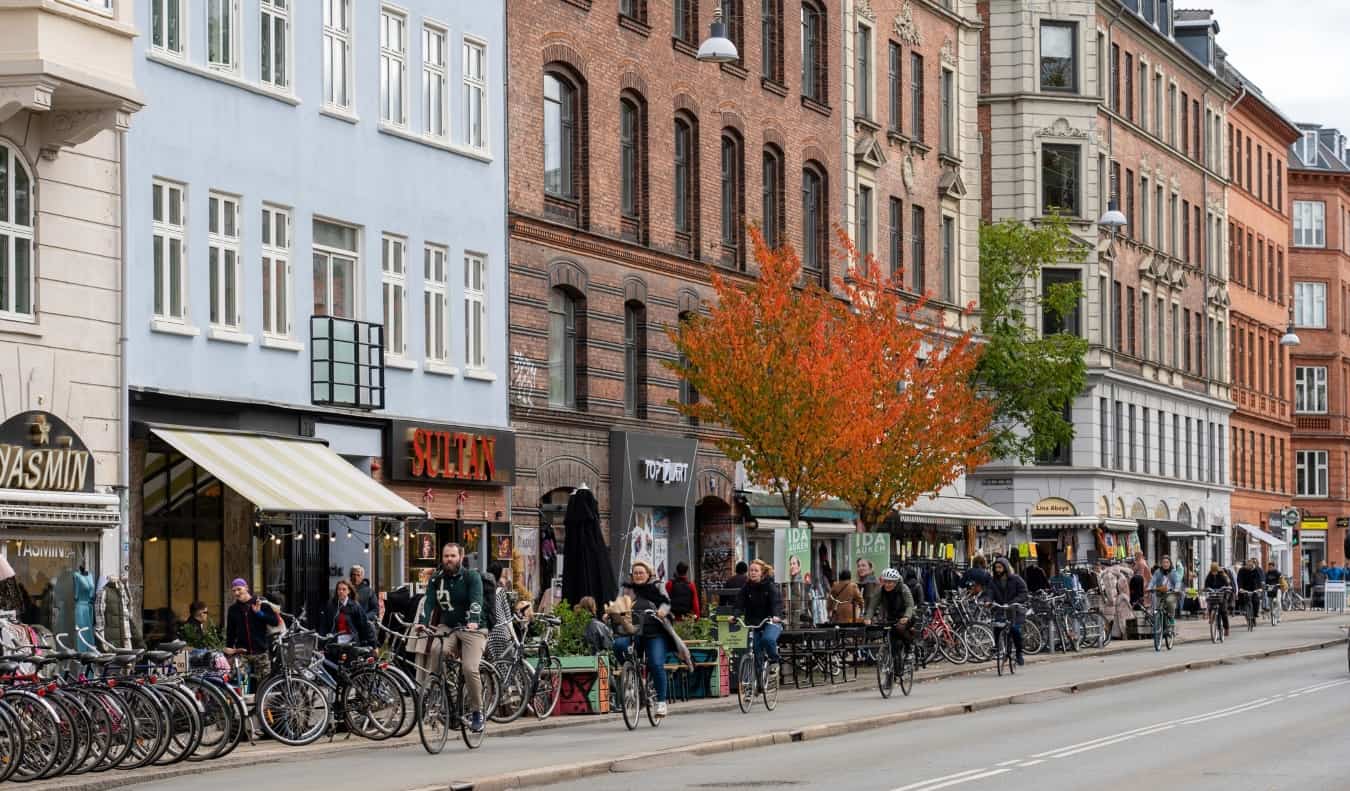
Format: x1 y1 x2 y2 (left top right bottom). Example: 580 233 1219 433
1302 131 1319 165
1142 0 1156 26
1158 0 1170 37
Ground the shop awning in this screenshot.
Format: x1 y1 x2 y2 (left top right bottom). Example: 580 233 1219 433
751 518 792 531
1102 518 1138 532
894 493 1013 528
0 489 120 527
1237 522 1288 548
807 520 857 535
150 426 423 517
1137 519 1206 539
1027 516 1108 531
742 492 856 522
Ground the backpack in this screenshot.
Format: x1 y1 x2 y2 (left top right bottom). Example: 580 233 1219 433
668 578 695 616
478 571 499 630
258 599 287 639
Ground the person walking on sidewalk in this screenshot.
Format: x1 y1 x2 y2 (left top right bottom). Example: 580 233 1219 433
666 561 701 620
980 559 1028 666
419 543 488 733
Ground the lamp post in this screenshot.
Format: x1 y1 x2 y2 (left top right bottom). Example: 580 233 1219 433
1280 304 1300 348
1098 200 1127 351
697 1 739 63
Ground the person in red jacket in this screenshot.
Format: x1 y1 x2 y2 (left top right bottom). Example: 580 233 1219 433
666 561 701 619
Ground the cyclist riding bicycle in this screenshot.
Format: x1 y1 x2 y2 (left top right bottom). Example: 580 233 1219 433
1203 561 1231 637
1264 562 1285 607
1150 555 1183 619
864 568 916 661
1236 558 1263 622
735 559 784 666
980 558 1028 666
612 561 673 719
418 542 488 733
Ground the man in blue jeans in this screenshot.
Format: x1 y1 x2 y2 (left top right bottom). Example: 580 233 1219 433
736 560 784 665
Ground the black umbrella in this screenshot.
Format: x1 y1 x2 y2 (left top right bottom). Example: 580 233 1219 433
560 487 617 607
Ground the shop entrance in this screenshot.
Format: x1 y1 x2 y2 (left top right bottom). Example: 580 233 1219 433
695 497 735 594
536 488 570 604
1302 543 1325 596
252 514 330 624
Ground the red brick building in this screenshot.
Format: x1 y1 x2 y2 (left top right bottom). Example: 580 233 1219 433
1288 124 1350 572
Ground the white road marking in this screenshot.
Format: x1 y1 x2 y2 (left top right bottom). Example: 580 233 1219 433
1017 760 1044 767
1028 696 1260 759
893 768 1013 791
890 768 993 791
1286 679 1349 697
1040 696 1281 760
994 759 1022 767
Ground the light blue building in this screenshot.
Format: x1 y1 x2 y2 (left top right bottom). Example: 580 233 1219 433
124 0 510 626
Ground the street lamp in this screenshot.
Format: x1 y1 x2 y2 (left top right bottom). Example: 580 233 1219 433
1097 200 1127 236
1280 304 1301 347
697 1 739 63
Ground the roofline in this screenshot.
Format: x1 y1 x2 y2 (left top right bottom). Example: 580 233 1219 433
1233 92 1303 145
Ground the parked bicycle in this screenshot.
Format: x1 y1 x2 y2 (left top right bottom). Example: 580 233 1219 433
735 617 780 713
492 612 563 723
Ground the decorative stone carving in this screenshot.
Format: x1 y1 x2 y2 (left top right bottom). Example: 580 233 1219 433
902 155 917 194
857 0 876 23
855 133 887 169
0 82 55 125
940 37 957 67
39 107 131 160
893 1 922 46
1038 117 1090 140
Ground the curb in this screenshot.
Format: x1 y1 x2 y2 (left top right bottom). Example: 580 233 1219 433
455 636 1346 791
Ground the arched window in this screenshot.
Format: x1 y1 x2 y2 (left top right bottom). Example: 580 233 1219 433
678 310 699 425
619 93 647 242
761 145 784 249
544 67 586 225
0 142 34 319
720 131 744 270
800 2 827 103
549 287 581 408
624 301 647 417
673 113 699 255
801 163 828 285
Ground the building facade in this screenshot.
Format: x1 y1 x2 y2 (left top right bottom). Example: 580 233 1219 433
1288 123 1350 573
0 0 141 643
1223 67 1299 575
506 0 844 594
124 0 509 630
972 2 1235 576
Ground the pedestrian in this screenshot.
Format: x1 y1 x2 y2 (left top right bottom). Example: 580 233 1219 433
179 600 211 647
855 557 878 587
1133 551 1152 585
485 561 516 661
223 578 281 689
1098 562 1132 639
614 560 673 718
418 543 488 733
578 596 612 654
665 561 701 619
720 561 749 607
960 554 993 594
828 569 864 623
350 564 379 622
322 578 374 646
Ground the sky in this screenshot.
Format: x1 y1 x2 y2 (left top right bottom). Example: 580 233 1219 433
1208 0 1350 133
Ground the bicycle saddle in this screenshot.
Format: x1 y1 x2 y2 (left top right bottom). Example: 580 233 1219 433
45 649 78 661
143 650 175 665
78 651 104 664
110 652 142 666
156 640 187 652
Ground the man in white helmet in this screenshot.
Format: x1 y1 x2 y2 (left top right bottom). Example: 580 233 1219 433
865 568 916 655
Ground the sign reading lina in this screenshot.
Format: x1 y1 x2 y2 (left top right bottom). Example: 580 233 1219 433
0 412 95 493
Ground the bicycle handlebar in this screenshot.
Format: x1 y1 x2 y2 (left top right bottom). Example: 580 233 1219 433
735 616 778 630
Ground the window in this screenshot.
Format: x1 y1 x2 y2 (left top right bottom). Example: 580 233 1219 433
323 0 353 109
721 133 745 267
381 235 406 357
856 185 873 264
910 205 926 294
723 0 744 65
1294 201 1326 247
1142 406 1151 474
544 71 579 200
620 98 642 221
1141 297 1151 361
1041 144 1080 216
1140 177 1150 245
423 244 448 364
1170 303 1179 368
1128 405 1136 471
624 302 646 417
465 253 487 370
761 0 783 84
151 180 186 321
762 146 784 249
910 53 924 141
1099 398 1109 468
261 205 291 337
940 69 954 155
260 0 289 90
1296 450 1329 497
1110 44 1119 111
312 219 358 319
1124 52 1133 121
678 312 700 423
888 42 901 133
0 144 34 320
379 9 408 126
941 216 955 302
207 193 240 329
150 0 184 56
1158 410 1167 477
422 26 448 139
802 164 827 281
801 3 826 103
889 197 902 276
675 117 696 240
620 0 647 22
207 0 237 70
1114 401 1123 469
1139 61 1148 129
548 288 579 408
1039 22 1076 91
1294 282 1326 328
463 40 487 149
1112 280 1122 351
1295 366 1328 413
856 23 873 119
675 0 698 46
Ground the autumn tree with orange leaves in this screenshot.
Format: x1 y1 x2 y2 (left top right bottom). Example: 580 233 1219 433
669 230 993 534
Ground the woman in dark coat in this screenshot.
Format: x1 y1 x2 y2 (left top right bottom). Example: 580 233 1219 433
320 579 374 646
613 561 673 717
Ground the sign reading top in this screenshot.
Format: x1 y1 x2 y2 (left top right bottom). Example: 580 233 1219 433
387 421 515 486
0 411 96 493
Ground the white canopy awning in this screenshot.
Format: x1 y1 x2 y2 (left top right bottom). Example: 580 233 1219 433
895 494 1013 528
1237 522 1288 549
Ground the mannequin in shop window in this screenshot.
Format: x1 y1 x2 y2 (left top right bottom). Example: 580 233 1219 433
95 574 142 650
74 559 95 652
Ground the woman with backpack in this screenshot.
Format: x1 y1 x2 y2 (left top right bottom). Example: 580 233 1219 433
665 561 701 619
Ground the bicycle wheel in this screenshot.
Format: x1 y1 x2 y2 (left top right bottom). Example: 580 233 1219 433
0 699 24 783
490 659 529 724
41 690 87 778
530 656 562 720
619 663 640 730
1247 600 1257 631
1021 620 1043 654
898 647 914 696
6 691 60 782
113 683 167 770
995 628 1006 677
153 684 203 766
1153 612 1163 652
69 689 114 775
963 624 994 663
183 677 236 762
876 641 894 699
256 675 330 747
1079 613 1107 650
736 653 756 713
762 661 780 710
416 674 450 755
343 669 406 740
938 631 969 664
1209 612 1220 644
644 674 661 728
1006 629 1017 675
1163 617 1175 651
460 664 496 750
384 665 419 738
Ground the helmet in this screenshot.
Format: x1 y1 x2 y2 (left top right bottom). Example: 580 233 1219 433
880 568 902 582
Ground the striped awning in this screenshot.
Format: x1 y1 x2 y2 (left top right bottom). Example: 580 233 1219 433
150 426 423 517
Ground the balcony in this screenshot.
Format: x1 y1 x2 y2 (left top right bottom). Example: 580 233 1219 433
311 316 385 411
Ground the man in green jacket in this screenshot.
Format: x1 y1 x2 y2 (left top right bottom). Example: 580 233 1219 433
419 542 487 732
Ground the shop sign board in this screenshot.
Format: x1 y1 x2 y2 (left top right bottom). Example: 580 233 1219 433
1031 497 1076 517
387 420 516 486
0 411 96 493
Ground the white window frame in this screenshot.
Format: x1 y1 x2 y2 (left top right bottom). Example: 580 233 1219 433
462 37 489 151
150 0 186 57
1295 366 1328 414
323 0 353 111
206 0 239 72
381 234 407 358
379 8 408 127
422 23 448 139
260 0 291 92
1294 200 1326 248
260 204 292 339
1296 450 1329 497
1294 281 1327 328
207 192 242 330
1302 130 1318 164
152 179 187 322
423 244 450 366
312 218 359 319
464 252 488 371
0 143 35 321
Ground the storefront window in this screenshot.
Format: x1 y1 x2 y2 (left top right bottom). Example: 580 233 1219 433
2 538 99 643
142 449 224 642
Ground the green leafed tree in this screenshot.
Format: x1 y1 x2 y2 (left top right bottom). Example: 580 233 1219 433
976 216 1090 464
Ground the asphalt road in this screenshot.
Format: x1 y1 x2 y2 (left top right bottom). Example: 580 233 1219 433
113 615 1347 791
552 648 1350 791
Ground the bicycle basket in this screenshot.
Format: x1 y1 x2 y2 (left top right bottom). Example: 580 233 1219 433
281 633 319 669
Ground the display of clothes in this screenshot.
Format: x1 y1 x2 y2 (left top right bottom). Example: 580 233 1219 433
94 576 142 650
73 568 95 652
0 555 25 615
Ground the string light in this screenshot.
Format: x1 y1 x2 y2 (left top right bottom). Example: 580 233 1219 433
293 530 302 541
329 532 336 543
363 543 370 554
346 527 353 540
313 529 322 541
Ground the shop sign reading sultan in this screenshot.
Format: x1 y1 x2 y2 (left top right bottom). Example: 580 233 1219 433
0 412 94 493
409 428 498 482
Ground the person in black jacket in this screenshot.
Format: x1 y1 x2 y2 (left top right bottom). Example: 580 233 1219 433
982 558 1029 665
1236 559 1263 622
349 565 379 622
224 578 281 685
1203 562 1232 637
321 579 374 646
614 561 673 717
735 559 784 665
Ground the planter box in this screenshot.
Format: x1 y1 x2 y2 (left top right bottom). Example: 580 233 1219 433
555 654 610 715
663 645 728 700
